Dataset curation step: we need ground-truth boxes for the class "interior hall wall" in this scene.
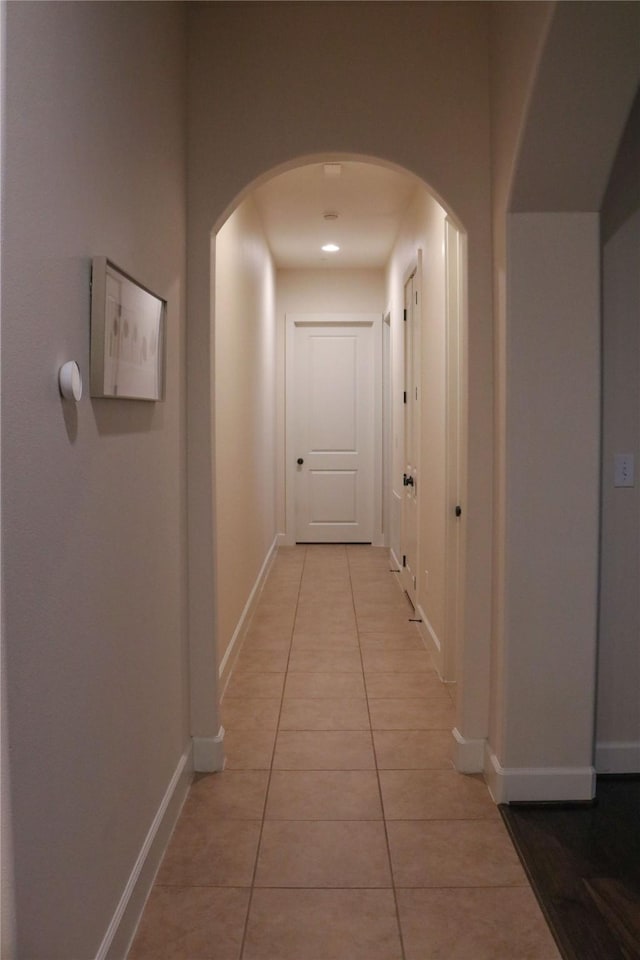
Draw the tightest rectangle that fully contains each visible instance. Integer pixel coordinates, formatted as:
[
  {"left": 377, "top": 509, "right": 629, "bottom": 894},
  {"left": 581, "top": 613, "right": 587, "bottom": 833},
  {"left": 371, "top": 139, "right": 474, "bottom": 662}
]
[
  {"left": 487, "top": 0, "right": 554, "bottom": 758},
  {"left": 0, "top": 2, "right": 12, "bottom": 953},
  {"left": 275, "top": 268, "right": 385, "bottom": 537},
  {"left": 597, "top": 85, "right": 640, "bottom": 773},
  {"left": 502, "top": 212, "right": 600, "bottom": 777},
  {"left": 215, "top": 197, "right": 277, "bottom": 670},
  {"left": 1, "top": 3, "right": 189, "bottom": 957}
]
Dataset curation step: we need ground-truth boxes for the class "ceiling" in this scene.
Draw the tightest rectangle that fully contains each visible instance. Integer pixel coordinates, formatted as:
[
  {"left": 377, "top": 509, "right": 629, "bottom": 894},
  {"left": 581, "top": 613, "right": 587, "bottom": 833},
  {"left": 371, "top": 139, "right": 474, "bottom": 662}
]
[{"left": 252, "top": 160, "right": 418, "bottom": 270}]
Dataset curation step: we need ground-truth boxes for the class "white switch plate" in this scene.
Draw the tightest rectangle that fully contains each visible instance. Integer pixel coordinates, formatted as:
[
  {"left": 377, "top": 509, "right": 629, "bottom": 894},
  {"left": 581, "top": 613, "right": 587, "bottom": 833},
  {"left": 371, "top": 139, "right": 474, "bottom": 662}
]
[{"left": 614, "top": 453, "right": 635, "bottom": 487}]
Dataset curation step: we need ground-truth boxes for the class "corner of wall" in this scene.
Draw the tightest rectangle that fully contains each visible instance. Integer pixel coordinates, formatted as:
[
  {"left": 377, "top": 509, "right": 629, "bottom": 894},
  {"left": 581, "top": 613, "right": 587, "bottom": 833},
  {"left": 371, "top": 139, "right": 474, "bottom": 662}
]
[
  {"left": 452, "top": 728, "right": 485, "bottom": 774},
  {"left": 484, "top": 744, "right": 596, "bottom": 804},
  {"left": 193, "top": 728, "right": 225, "bottom": 773}
]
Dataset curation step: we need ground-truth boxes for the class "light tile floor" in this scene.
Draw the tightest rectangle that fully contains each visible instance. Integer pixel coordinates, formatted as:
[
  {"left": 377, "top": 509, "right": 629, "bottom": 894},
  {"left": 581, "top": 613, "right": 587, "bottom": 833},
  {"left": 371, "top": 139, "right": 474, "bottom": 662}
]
[{"left": 129, "top": 545, "right": 560, "bottom": 960}]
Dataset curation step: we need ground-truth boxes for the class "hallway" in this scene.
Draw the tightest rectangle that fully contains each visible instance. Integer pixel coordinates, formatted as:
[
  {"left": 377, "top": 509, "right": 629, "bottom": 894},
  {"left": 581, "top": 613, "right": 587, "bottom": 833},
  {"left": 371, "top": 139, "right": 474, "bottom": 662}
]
[{"left": 129, "top": 546, "right": 559, "bottom": 959}]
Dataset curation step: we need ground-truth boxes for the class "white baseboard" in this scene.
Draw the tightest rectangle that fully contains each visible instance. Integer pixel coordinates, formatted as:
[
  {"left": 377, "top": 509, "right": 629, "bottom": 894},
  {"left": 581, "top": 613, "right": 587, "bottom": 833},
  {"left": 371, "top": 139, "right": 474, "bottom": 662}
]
[
  {"left": 389, "top": 547, "right": 402, "bottom": 573},
  {"left": 595, "top": 739, "right": 640, "bottom": 774},
  {"left": 415, "top": 604, "right": 443, "bottom": 677},
  {"left": 390, "top": 491, "right": 402, "bottom": 565},
  {"left": 277, "top": 531, "right": 294, "bottom": 547},
  {"left": 96, "top": 744, "right": 193, "bottom": 960},
  {"left": 452, "top": 728, "right": 485, "bottom": 773},
  {"left": 193, "top": 727, "right": 225, "bottom": 773},
  {"left": 484, "top": 745, "right": 596, "bottom": 803},
  {"left": 218, "top": 534, "right": 279, "bottom": 689}
]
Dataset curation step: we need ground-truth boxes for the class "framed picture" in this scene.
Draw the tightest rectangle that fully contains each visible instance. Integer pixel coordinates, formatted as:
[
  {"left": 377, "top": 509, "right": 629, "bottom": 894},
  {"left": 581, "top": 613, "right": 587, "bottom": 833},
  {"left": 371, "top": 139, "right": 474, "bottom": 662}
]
[{"left": 90, "top": 257, "right": 166, "bottom": 401}]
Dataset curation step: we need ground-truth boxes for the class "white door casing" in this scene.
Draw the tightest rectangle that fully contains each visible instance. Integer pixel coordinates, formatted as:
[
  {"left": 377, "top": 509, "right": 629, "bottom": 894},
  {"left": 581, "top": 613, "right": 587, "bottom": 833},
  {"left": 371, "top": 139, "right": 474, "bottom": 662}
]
[
  {"left": 443, "top": 218, "right": 466, "bottom": 683},
  {"left": 286, "top": 313, "right": 382, "bottom": 544},
  {"left": 382, "top": 311, "right": 392, "bottom": 547},
  {"left": 400, "top": 260, "right": 421, "bottom": 605}
]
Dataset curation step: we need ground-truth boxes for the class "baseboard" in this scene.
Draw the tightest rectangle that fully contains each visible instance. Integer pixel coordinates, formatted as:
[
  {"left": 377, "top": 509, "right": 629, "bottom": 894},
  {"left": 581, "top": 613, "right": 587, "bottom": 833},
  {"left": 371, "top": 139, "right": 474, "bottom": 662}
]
[
  {"left": 452, "top": 728, "right": 485, "bottom": 773},
  {"left": 485, "top": 745, "right": 596, "bottom": 803},
  {"left": 390, "top": 491, "right": 402, "bottom": 566},
  {"left": 96, "top": 744, "right": 193, "bottom": 960},
  {"left": 595, "top": 740, "right": 640, "bottom": 774},
  {"left": 415, "top": 604, "right": 443, "bottom": 677},
  {"left": 389, "top": 547, "right": 402, "bottom": 573},
  {"left": 218, "top": 534, "right": 279, "bottom": 691},
  {"left": 193, "top": 727, "right": 225, "bottom": 773},
  {"left": 277, "top": 531, "right": 293, "bottom": 547}
]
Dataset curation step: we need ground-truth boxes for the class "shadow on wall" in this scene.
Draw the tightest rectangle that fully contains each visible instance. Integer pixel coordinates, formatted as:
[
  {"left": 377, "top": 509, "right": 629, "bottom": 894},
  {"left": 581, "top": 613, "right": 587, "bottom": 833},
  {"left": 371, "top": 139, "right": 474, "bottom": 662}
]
[{"left": 92, "top": 401, "right": 160, "bottom": 437}]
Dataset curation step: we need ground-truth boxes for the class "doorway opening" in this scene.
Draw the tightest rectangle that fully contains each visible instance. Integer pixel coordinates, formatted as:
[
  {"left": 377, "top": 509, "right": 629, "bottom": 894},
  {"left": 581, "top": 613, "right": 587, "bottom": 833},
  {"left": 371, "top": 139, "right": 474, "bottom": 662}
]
[
  {"left": 210, "top": 154, "right": 468, "bottom": 707},
  {"left": 286, "top": 312, "right": 382, "bottom": 545}
]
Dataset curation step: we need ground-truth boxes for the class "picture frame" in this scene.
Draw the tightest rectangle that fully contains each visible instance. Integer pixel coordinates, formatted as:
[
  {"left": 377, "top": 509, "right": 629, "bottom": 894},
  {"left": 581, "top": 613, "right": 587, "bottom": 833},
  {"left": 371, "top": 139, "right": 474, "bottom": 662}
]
[{"left": 90, "top": 257, "right": 166, "bottom": 401}]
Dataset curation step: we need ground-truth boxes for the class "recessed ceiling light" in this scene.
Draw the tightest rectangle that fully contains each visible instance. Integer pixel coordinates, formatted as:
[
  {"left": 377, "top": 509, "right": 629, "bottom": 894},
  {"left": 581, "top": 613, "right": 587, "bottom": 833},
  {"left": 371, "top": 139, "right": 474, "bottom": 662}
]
[
  {"left": 323, "top": 211, "right": 339, "bottom": 221},
  {"left": 321, "top": 243, "right": 340, "bottom": 253}
]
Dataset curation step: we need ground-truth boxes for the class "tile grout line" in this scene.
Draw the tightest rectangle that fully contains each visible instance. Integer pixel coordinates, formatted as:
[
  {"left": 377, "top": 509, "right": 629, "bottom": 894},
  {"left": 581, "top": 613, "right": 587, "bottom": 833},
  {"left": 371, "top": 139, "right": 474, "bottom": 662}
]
[
  {"left": 237, "top": 545, "right": 308, "bottom": 960},
  {"left": 131, "top": 549, "right": 554, "bottom": 959},
  {"left": 346, "top": 546, "right": 408, "bottom": 960}
]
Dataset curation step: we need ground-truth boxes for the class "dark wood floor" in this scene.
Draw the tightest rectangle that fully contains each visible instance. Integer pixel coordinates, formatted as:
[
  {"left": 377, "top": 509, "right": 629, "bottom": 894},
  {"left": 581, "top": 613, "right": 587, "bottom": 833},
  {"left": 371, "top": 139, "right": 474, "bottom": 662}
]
[{"left": 501, "top": 777, "right": 640, "bottom": 960}]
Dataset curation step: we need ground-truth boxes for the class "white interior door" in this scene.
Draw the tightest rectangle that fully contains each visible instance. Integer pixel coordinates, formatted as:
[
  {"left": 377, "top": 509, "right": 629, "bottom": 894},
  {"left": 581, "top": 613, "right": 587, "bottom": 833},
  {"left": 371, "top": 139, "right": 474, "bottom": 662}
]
[
  {"left": 400, "top": 268, "right": 420, "bottom": 604},
  {"left": 288, "top": 314, "right": 380, "bottom": 543}
]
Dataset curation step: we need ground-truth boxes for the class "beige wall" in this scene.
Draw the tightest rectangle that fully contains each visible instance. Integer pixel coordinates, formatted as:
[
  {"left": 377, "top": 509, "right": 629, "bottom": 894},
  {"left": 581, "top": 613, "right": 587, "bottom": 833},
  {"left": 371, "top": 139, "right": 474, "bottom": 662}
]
[
  {"left": 276, "top": 269, "right": 385, "bottom": 316},
  {"left": 215, "top": 197, "right": 277, "bottom": 672},
  {"left": 275, "top": 268, "right": 385, "bottom": 536},
  {"left": 0, "top": 2, "right": 11, "bottom": 953},
  {"left": 597, "top": 87, "right": 640, "bottom": 773},
  {"left": 503, "top": 212, "right": 600, "bottom": 771},
  {"left": 2, "top": 3, "right": 189, "bottom": 957},
  {"left": 488, "top": 0, "right": 553, "bottom": 759}
]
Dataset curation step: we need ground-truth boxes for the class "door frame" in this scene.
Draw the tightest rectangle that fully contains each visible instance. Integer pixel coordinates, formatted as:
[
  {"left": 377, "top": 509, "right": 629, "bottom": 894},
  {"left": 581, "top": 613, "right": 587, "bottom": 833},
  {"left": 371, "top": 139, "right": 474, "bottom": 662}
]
[
  {"left": 399, "top": 253, "right": 422, "bottom": 603},
  {"left": 443, "top": 218, "right": 467, "bottom": 683},
  {"left": 382, "top": 310, "right": 392, "bottom": 547},
  {"left": 284, "top": 312, "right": 383, "bottom": 546}
]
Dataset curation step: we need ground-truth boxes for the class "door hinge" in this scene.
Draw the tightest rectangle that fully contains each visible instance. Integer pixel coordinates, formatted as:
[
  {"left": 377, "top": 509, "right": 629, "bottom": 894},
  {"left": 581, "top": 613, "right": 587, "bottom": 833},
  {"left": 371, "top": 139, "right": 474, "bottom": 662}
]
[
  {"left": 413, "top": 575, "right": 417, "bottom": 589},
  {"left": 415, "top": 291, "right": 418, "bottom": 305},
  {"left": 403, "top": 309, "right": 407, "bottom": 322},
  {"left": 402, "top": 555, "right": 407, "bottom": 568},
  {"left": 403, "top": 391, "right": 407, "bottom": 404}
]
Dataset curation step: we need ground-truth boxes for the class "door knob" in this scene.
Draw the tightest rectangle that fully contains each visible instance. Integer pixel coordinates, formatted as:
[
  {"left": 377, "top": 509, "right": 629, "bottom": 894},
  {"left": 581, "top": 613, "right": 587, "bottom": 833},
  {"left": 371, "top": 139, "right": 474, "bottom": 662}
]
[
  {"left": 297, "top": 458, "right": 304, "bottom": 465},
  {"left": 403, "top": 473, "right": 414, "bottom": 487}
]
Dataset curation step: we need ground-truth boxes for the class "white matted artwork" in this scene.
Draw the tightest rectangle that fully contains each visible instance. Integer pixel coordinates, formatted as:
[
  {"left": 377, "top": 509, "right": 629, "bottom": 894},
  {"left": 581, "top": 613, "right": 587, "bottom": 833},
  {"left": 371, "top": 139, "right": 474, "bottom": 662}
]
[{"left": 90, "top": 257, "right": 165, "bottom": 401}]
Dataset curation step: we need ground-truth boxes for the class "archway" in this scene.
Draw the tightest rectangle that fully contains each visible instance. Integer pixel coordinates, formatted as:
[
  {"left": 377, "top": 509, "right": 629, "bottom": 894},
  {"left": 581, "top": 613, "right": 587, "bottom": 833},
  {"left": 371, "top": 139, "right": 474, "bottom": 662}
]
[
  {"left": 185, "top": 2, "right": 495, "bottom": 775},
  {"left": 190, "top": 152, "right": 482, "bottom": 773}
]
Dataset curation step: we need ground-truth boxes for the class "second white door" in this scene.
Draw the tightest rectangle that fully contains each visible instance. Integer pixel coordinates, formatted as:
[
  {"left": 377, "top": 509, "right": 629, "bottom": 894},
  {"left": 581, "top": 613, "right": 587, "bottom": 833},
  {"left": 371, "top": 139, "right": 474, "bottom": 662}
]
[
  {"left": 400, "top": 266, "right": 420, "bottom": 604},
  {"left": 289, "top": 314, "right": 379, "bottom": 543}
]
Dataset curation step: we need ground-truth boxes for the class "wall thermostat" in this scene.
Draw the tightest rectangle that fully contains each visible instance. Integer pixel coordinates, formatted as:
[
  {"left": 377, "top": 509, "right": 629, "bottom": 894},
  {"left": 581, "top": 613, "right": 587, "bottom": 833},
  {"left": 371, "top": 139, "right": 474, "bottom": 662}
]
[{"left": 59, "top": 361, "right": 83, "bottom": 402}]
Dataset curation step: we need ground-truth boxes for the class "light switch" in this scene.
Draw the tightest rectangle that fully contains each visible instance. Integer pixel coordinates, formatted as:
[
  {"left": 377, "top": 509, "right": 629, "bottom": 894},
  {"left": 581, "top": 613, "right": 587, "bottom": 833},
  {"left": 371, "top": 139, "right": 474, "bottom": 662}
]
[{"left": 614, "top": 453, "right": 635, "bottom": 488}]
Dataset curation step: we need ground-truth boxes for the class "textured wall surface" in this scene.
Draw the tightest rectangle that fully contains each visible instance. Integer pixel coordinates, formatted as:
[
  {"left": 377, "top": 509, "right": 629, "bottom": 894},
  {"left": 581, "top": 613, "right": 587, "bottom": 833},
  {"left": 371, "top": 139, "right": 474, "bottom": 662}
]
[{"left": 2, "top": 4, "right": 189, "bottom": 955}]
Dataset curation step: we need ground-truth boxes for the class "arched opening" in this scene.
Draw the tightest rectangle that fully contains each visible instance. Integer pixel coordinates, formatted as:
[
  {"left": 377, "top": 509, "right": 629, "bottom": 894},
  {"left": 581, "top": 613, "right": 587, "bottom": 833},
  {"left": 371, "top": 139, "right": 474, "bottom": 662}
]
[{"left": 194, "top": 154, "right": 474, "bottom": 769}]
